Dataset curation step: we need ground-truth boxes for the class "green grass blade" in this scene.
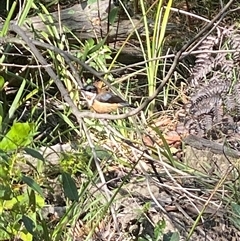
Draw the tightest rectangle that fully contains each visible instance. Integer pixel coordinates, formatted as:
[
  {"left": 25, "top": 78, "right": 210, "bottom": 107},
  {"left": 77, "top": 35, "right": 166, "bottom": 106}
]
[
  {"left": 8, "top": 79, "right": 26, "bottom": 120},
  {"left": 17, "top": 0, "right": 34, "bottom": 26},
  {"left": 159, "top": 0, "right": 173, "bottom": 46},
  {"left": 0, "top": 1, "right": 17, "bottom": 37}
]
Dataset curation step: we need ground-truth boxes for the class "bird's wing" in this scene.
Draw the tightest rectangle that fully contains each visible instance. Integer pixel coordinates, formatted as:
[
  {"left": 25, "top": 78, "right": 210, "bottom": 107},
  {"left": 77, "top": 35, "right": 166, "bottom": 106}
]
[{"left": 96, "top": 92, "right": 126, "bottom": 104}]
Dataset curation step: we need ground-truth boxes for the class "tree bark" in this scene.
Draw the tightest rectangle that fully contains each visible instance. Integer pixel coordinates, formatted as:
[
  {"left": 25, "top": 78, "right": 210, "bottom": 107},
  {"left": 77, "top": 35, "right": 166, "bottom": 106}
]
[
  {"left": 20, "top": 0, "right": 144, "bottom": 63},
  {"left": 26, "top": 1, "right": 143, "bottom": 42}
]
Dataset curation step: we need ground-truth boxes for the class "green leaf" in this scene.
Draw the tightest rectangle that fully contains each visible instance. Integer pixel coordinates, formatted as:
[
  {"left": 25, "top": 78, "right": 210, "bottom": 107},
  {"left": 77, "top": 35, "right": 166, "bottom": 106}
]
[
  {"left": 0, "top": 149, "right": 9, "bottom": 163},
  {"left": 38, "top": 213, "right": 51, "bottom": 241},
  {"left": 88, "top": 37, "right": 107, "bottom": 55},
  {"left": 87, "top": 0, "right": 97, "bottom": 4},
  {"left": 0, "top": 114, "right": 2, "bottom": 128},
  {"left": 154, "top": 219, "right": 166, "bottom": 240},
  {"left": 19, "top": 230, "right": 33, "bottom": 241},
  {"left": 68, "top": 9, "right": 75, "bottom": 14},
  {"left": 0, "top": 1, "right": 17, "bottom": 37},
  {"left": 150, "top": 126, "right": 176, "bottom": 166},
  {"left": 3, "top": 194, "right": 27, "bottom": 210},
  {"left": 109, "top": 7, "right": 119, "bottom": 25},
  {"left": 0, "top": 76, "right": 5, "bottom": 90},
  {"left": 232, "top": 202, "right": 240, "bottom": 216},
  {"left": 22, "top": 215, "right": 36, "bottom": 236},
  {"left": 21, "top": 175, "right": 44, "bottom": 197},
  {"left": 61, "top": 172, "right": 78, "bottom": 201},
  {"left": 0, "top": 185, "right": 12, "bottom": 199},
  {"left": 17, "top": 0, "right": 34, "bottom": 26},
  {"left": 163, "top": 231, "right": 180, "bottom": 241},
  {"left": 86, "top": 146, "right": 111, "bottom": 160},
  {"left": 230, "top": 202, "right": 240, "bottom": 229},
  {"left": 29, "top": 189, "right": 36, "bottom": 212},
  {"left": 0, "top": 227, "right": 10, "bottom": 240},
  {"left": 24, "top": 148, "right": 45, "bottom": 162},
  {"left": 35, "top": 194, "right": 45, "bottom": 208},
  {"left": 8, "top": 79, "right": 26, "bottom": 120},
  {"left": 86, "top": 38, "right": 94, "bottom": 47},
  {"left": 0, "top": 122, "right": 34, "bottom": 151}
]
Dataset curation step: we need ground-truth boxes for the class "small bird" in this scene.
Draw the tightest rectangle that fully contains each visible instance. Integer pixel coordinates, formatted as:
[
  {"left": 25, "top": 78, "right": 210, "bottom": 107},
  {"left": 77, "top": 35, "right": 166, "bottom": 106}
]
[{"left": 81, "top": 84, "right": 134, "bottom": 113}]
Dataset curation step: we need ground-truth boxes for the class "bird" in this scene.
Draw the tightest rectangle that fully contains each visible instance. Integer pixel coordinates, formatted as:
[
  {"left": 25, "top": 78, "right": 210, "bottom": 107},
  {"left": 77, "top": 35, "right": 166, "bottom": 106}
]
[{"left": 81, "top": 84, "right": 134, "bottom": 113}]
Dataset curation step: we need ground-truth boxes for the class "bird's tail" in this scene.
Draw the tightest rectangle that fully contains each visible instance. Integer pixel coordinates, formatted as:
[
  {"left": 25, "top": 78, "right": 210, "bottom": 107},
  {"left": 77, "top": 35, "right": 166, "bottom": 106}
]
[{"left": 120, "top": 102, "right": 135, "bottom": 108}]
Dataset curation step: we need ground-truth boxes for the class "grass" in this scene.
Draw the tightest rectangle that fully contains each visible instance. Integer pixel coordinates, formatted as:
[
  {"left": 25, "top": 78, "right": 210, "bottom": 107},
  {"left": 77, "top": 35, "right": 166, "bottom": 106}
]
[{"left": 0, "top": 0, "right": 239, "bottom": 240}]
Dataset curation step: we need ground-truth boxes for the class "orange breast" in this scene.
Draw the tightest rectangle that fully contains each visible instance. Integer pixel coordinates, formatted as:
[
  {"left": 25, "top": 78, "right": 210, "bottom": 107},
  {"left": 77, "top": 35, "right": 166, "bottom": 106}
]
[{"left": 91, "top": 100, "right": 121, "bottom": 113}]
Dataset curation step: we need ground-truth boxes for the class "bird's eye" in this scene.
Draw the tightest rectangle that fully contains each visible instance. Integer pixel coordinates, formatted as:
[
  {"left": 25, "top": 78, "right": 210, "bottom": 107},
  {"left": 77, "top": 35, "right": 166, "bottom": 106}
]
[{"left": 86, "top": 85, "right": 97, "bottom": 92}]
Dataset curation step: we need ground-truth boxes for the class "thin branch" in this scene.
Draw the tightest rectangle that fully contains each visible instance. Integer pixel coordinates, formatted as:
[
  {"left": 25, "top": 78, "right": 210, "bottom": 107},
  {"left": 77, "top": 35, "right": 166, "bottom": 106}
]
[{"left": 4, "top": 0, "right": 234, "bottom": 121}]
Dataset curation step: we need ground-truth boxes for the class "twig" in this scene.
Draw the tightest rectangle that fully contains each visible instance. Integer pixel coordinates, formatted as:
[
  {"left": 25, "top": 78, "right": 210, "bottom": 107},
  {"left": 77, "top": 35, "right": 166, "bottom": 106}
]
[
  {"left": 7, "top": 24, "right": 120, "bottom": 231},
  {"left": 5, "top": 0, "right": 235, "bottom": 122}
]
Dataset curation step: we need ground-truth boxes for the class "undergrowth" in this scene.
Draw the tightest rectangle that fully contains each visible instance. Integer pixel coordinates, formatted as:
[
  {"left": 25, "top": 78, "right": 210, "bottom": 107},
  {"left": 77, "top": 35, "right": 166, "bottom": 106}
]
[{"left": 0, "top": 0, "right": 239, "bottom": 241}]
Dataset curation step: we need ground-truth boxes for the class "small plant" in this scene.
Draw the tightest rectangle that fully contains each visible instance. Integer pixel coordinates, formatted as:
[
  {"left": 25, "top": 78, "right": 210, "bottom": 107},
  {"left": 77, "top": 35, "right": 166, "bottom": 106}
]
[
  {"left": 229, "top": 202, "right": 240, "bottom": 230},
  {"left": 60, "top": 149, "right": 93, "bottom": 175}
]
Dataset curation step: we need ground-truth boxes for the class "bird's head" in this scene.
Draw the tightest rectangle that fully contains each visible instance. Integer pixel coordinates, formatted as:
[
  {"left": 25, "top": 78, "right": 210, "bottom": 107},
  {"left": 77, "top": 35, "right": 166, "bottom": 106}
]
[{"left": 81, "top": 84, "right": 98, "bottom": 106}]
